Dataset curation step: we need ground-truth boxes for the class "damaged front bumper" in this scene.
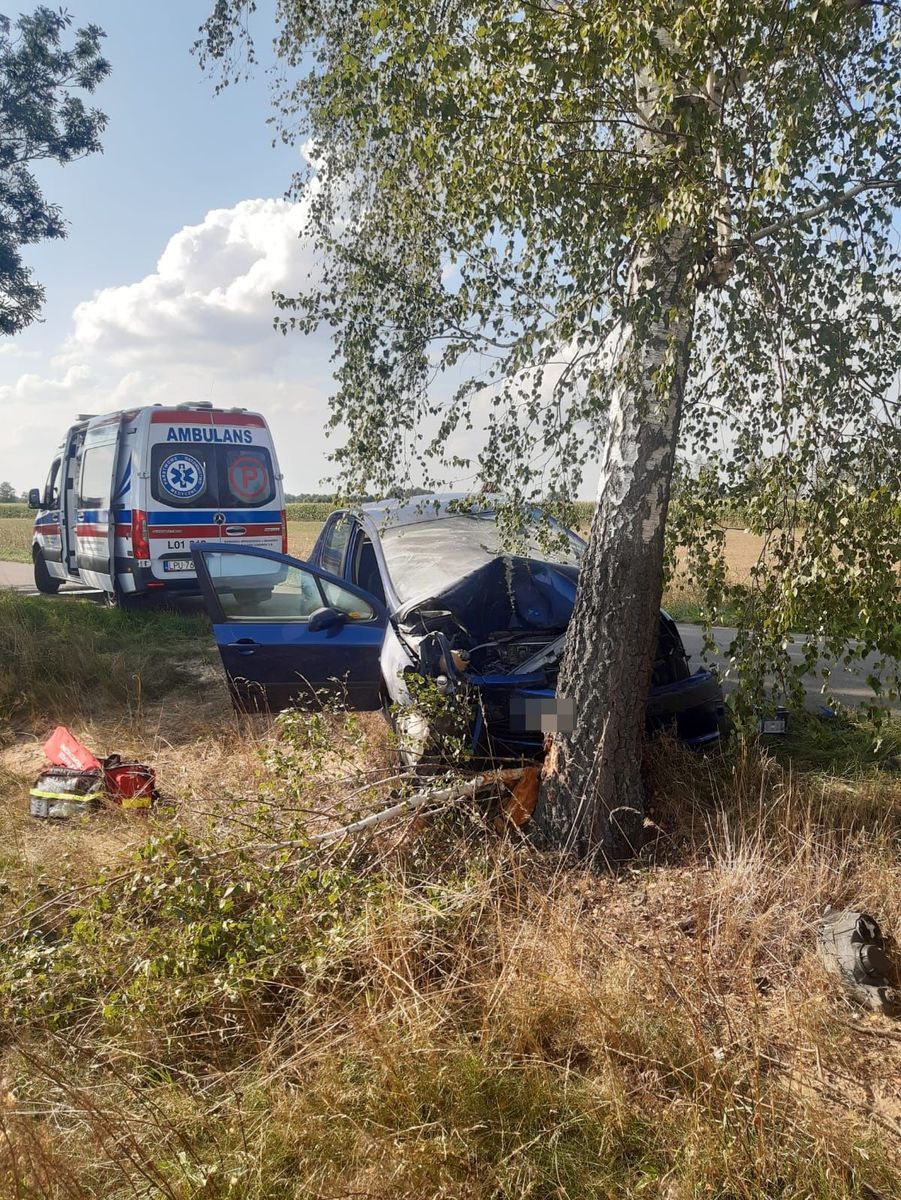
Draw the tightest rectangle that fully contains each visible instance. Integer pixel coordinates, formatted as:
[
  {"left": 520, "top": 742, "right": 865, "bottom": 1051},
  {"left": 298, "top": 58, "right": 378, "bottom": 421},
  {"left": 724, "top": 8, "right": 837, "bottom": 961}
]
[{"left": 467, "top": 667, "right": 727, "bottom": 759}]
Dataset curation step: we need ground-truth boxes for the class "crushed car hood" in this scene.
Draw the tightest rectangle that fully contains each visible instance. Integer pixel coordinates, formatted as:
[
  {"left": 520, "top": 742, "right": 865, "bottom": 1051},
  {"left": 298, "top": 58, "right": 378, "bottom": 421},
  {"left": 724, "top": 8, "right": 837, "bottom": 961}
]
[{"left": 396, "top": 554, "right": 578, "bottom": 637}]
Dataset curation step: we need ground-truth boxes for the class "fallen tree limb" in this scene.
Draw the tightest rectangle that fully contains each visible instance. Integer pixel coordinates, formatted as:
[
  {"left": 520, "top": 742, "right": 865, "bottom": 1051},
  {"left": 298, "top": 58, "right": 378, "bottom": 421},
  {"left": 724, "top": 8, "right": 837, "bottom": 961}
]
[
  {"left": 182, "top": 768, "right": 527, "bottom": 862},
  {"left": 309, "top": 767, "right": 526, "bottom": 846}
]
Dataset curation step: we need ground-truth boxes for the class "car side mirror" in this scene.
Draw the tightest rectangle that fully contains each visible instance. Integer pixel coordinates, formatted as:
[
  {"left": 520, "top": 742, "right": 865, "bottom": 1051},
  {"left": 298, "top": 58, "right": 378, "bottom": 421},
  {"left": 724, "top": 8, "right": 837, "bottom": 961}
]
[
  {"left": 27, "top": 488, "right": 42, "bottom": 509},
  {"left": 308, "top": 605, "right": 347, "bottom": 634}
]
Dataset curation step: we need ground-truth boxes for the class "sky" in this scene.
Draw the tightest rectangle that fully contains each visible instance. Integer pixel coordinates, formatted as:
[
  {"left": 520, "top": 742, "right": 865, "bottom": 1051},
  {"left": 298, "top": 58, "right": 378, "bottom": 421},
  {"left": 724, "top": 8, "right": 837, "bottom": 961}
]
[{"left": 0, "top": 0, "right": 345, "bottom": 495}]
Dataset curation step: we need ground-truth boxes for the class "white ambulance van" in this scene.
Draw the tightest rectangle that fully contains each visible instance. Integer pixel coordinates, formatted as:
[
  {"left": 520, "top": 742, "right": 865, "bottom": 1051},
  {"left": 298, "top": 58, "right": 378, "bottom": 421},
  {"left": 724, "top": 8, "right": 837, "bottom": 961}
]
[{"left": 29, "top": 403, "right": 286, "bottom": 605}]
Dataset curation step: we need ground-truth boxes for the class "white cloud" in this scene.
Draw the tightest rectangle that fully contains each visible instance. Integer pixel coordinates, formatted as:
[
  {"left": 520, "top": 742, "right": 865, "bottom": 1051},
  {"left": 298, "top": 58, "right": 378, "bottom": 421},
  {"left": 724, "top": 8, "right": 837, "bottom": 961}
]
[
  {"left": 67, "top": 198, "right": 317, "bottom": 367},
  {"left": 0, "top": 195, "right": 598, "bottom": 499},
  {"left": 0, "top": 198, "right": 337, "bottom": 492}
]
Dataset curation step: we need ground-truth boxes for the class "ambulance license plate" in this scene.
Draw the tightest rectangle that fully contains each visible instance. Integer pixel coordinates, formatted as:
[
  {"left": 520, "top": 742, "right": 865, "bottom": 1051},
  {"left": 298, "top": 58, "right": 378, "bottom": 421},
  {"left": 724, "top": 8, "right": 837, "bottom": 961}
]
[{"left": 163, "top": 559, "right": 194, "bottom": 573}]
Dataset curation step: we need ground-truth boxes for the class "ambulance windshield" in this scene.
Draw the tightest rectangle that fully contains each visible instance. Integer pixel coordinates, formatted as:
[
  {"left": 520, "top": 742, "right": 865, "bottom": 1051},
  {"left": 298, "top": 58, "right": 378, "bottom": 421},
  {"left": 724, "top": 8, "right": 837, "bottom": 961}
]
[{"left": 150, "top": 444, "right": 276, "bottom": 509}]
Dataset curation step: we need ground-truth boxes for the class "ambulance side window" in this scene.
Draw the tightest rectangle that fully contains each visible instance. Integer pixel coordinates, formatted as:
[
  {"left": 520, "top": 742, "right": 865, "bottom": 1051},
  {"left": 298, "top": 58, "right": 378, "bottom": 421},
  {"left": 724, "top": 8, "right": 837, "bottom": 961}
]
[
  {"left": 77, "top": 444, "right": 116, "bottom": 510},
  {"left": 43, "top": 459, "right": 61, "bottom": 509}
]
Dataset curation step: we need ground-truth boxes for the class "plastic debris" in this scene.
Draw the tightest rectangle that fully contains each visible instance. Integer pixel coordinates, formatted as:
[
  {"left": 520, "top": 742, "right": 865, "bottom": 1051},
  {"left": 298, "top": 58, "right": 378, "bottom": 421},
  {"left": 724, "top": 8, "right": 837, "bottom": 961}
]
[
  {"left": 30, "top": 766, "right": 104, "bottom": 820},
  {"left": 102, "top": 755, "right": 157, "bottom": 810},
  {"left": 42, "top": 726, "right": 101, "bottom": 771},
  {"left": 757, "top": 706, "right": 789, "bottom": 735},
  {"left": 815, "top": 908, "right": 900, "bottom": 1015}
]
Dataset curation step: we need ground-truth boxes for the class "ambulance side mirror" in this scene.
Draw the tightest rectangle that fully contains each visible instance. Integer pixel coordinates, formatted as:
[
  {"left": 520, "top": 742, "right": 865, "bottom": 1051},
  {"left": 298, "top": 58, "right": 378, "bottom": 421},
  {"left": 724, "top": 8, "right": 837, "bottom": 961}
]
[{"left": 27, "top": 488, "right": 42, "bottom": 510}]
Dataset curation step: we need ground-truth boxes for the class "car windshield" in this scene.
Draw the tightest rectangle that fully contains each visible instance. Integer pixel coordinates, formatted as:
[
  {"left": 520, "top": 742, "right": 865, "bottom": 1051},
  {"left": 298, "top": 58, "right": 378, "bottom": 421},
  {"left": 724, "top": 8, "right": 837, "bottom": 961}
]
[{"left": 379, "top": 513, "right": 583, "bottom": 605}]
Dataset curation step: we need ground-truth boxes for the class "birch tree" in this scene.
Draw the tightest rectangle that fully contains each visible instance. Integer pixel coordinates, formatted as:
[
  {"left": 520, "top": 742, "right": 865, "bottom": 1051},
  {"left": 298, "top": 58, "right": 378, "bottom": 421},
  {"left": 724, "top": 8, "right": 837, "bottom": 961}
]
[{"left": 199, "top": 0, "right": 901, "bottom": 861}]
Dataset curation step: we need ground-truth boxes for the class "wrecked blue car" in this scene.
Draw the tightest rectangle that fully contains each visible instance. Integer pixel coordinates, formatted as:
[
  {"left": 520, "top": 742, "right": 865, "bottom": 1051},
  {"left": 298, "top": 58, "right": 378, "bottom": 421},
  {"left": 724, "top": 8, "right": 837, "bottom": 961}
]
[{"left": 192, "top": 497, "right": 726, "bottom": 762}]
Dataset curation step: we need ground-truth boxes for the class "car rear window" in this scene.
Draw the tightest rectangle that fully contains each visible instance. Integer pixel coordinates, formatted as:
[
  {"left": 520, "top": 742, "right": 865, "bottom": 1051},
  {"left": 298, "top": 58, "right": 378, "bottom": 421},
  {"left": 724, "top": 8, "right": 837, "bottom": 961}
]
[{"left": 151, "top": 444, "right": 276, "bottom": 509}]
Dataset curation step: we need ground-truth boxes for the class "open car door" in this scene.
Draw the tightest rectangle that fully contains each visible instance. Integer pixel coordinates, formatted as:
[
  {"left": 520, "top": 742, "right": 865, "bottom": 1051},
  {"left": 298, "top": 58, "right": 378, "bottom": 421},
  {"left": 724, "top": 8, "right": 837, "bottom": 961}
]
[{"left": 191, "top": 543, "right": 388, "bottom": 713}]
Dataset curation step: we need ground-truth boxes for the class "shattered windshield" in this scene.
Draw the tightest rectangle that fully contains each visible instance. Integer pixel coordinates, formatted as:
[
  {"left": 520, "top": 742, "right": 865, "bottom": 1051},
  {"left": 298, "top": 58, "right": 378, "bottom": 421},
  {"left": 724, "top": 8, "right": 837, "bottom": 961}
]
[{"left": 379, "top": 513, "right": 583, "bottom": 605}]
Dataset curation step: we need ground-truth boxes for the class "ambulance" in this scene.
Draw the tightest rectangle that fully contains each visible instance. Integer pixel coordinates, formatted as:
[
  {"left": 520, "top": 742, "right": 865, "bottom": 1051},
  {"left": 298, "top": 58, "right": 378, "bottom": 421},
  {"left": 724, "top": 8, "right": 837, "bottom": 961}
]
[{"left": 28, "top": 403, "right": 286, "bottom": 605}]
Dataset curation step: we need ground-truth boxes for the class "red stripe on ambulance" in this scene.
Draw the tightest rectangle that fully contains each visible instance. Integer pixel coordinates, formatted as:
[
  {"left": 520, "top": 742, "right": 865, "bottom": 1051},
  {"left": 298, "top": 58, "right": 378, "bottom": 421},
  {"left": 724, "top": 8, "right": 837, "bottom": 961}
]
[{"left": 149, "top": 411, "right": 265, "bottom": 427}]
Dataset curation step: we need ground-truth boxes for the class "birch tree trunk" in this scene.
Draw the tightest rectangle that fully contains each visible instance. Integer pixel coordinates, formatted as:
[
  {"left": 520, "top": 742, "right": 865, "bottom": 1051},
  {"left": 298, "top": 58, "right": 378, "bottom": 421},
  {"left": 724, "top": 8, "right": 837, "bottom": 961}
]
[{"left": 533, "top": 232, "right": 697, "bottom": 863}]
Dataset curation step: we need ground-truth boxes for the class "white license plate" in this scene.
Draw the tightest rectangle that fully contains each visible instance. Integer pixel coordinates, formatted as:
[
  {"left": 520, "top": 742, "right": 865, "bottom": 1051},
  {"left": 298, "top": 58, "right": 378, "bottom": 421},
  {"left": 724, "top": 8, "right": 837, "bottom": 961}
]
[{"left": 163, "top": 559, "right": 194, "bottom": 573}]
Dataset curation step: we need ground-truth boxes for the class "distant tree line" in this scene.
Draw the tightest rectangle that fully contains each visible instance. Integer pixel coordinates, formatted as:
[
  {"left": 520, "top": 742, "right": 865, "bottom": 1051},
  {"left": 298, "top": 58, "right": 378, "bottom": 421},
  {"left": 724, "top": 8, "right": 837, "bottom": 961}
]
[{"left": 282, "top": 487, "right": 435, "bottom": 503}]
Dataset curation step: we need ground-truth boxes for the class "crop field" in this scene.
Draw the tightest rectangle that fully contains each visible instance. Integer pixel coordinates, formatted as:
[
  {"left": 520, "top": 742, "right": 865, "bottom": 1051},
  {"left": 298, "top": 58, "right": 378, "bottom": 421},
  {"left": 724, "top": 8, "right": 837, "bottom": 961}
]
[
  {"left": 0, "top": 516, "right": 34, "bottom": 564},
  {"left": 285, "top": 519, "right": 324, "bottom": 560}
]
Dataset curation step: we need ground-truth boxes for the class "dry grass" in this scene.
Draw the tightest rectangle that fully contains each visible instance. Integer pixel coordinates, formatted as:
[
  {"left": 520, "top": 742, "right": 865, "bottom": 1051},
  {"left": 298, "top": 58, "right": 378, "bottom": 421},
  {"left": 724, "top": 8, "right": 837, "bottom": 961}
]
[
  {"left": 1, "top": 676, "right": 900, "bottom": 1196},
  {"left": 0, "top": 517, "right": 34, "bottom": 565}
]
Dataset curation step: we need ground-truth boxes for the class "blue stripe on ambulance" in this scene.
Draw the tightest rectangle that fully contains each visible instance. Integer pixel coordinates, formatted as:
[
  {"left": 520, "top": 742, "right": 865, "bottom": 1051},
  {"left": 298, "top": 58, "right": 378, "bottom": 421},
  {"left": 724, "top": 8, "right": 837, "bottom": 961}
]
[
  {"left": 147, "top": 510, "right": 283, "bottom": 525},
  {"left": 75, "top": 510, "right": 133, "bottom": 522}
]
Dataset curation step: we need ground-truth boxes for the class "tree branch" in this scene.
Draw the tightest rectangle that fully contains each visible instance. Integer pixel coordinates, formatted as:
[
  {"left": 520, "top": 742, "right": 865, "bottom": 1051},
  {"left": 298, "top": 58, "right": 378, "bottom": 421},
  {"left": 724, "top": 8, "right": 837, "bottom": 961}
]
[{"left": 741, "top": 171, "right": 900, "bottom": 245}]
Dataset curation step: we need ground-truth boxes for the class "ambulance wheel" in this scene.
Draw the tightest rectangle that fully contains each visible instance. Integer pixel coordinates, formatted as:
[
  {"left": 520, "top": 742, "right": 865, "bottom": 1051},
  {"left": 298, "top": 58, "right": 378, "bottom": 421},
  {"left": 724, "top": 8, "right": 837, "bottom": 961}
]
[
  {"left": 104, "top": 585, "right": 140, "bottom": 610},
  {"left": 33, "top": 549, "right": 61, "bottom": 594}
]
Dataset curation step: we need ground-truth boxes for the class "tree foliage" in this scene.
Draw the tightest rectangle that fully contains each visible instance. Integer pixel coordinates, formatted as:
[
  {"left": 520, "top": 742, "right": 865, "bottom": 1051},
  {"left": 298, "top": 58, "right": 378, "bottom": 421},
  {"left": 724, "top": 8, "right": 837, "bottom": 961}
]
[
  {"left": 0, "top": 6, "right": 110, "bottom": 336},
  {"left": 199, "top": 0, "right": 901, "bottom": 712}
]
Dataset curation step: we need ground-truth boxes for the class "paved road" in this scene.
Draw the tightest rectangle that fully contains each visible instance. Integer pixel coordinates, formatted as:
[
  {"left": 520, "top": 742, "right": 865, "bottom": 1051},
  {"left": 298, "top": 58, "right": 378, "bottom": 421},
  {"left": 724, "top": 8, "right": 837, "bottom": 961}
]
[
  {"left": 0, "top": 559, "right": 97, "bottom": 597},
  {"left": 0, "top": 560, "right": 895, "bottom": 709},
  {"left": 679, "top": 623, "right": 897, "bottom": 710}
]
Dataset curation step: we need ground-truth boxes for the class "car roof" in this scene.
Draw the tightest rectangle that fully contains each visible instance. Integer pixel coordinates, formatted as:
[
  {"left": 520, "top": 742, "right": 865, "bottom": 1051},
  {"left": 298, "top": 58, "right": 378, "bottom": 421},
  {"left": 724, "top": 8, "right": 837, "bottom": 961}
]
[{"left": 360, "top": 493, "right": 498, "bottom": 532}]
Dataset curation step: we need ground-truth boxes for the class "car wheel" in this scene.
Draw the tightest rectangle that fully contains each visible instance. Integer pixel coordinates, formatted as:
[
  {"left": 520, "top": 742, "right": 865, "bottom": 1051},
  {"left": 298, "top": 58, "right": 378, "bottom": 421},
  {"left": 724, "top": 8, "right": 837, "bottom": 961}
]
[{"left": 33, "top": 549, "right": 61, "bottom": 595}]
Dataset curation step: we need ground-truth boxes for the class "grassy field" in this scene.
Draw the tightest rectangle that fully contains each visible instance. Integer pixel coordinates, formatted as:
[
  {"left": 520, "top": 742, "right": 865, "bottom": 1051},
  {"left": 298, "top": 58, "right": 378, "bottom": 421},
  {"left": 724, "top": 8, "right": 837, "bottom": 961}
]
[{"left": 0, "top": 591, "right": 899, "bottom": 1197}]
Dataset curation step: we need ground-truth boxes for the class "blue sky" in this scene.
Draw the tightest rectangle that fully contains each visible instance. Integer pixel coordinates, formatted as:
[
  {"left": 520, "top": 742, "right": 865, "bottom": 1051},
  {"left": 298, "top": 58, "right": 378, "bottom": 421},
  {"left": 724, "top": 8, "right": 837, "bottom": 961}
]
[
  {"left": 26, "top": 1, "right": 299, "bottom": 317},
  {"left": 0, "top": 0, "right": 341, "bottom": 493}
]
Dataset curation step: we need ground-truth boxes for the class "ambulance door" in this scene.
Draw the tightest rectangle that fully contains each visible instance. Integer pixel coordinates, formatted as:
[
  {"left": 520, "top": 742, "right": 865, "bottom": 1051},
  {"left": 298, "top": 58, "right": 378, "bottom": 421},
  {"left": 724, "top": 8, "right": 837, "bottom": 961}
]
[
  {"left": 74, "top": 431, "right": 120, "bottom": 593},
  {"left": 36, "top": 456, "right": 65, "bottom": 576},
  {"left": 61, "top": 428, "right": 85, "bottom": 577}
]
